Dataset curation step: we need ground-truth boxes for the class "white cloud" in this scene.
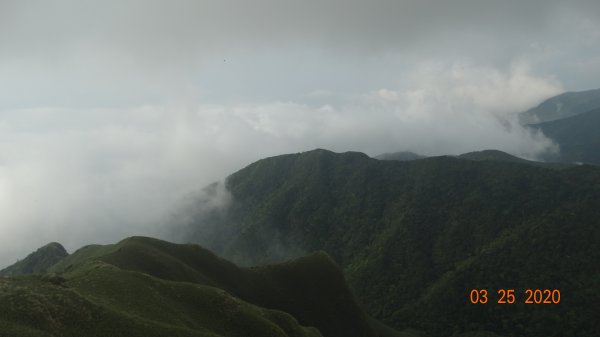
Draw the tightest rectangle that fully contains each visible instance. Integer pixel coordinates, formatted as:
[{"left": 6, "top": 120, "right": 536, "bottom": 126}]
[
  {"left": 0, "top": 63, "right": 564, "bottom": 267},
  {"left": 0, "top": 0, "right": 598, "bottom": 108}
]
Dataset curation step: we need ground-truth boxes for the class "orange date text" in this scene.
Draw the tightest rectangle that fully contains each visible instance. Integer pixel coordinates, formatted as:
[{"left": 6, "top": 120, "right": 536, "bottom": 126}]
[{"left": 468, "top": 289, "right": 560, "bottom": 304}]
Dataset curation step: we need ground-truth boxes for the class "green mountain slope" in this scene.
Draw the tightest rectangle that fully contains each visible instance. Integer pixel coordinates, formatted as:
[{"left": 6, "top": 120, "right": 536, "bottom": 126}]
[
  {"left": 183, "top": 149, "right": 600, "bottom": 337},
  {"left": 519, "top": 88, "right": 600, "bottom": 124},
  {"left": 2, "top": 237, "right": 383, "bottom": 337},
  {"left": 0, "top": 267, "right": 322, "bottom": 337},
  {"left": 0, "top": 243, "right": 68, "bottom": 277},
  {"left": 530, "top": 107, "right": 600, "bottom": 165},
  {"left": 54, "top": 236, "right": 377, "bottom": 337}
]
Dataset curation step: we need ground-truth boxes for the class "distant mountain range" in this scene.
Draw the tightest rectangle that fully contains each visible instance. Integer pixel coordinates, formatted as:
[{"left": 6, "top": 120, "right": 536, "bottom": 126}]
[
  {"left": 519, "top": 88, "right": 600, "bottom": 165},
  {"left": 379, "top": 88, "right": 600, "bottom": 166},
  {"left": 519, "top": 88, "right": 600, "bottom": 124},
  {"left": 182, "top": 149, "right": 600, "bottom": 337},
  {"left": 374, "top": 149, "right": 570, "bottom": 169},
  {"left": 530, "top": 107, "right": 600, "bottom": 165}
]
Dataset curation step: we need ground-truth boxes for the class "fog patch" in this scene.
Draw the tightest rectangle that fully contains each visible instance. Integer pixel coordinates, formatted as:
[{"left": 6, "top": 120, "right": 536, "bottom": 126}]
[
  {"left": 0, "top": 63, "right": 563, "bottom": 268},
  {"left": 164, "top": 180, "right": 234, "bottom": 252}
]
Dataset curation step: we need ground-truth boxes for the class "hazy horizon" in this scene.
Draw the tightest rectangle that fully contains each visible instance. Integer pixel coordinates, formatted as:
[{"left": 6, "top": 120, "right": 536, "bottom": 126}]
[{"left": 1, "top": 0, "right": 599, "bottom": 267}]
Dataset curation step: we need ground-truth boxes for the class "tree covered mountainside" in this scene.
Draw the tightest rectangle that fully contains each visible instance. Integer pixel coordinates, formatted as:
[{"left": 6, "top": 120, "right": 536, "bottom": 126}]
[
  {"left": 1, "top": 237, "right": 395, "bottom": 337},
  {"left": 2, "top": 148, "right": 598, "bottom": 337},
  {"left": 183, "top": 149, "right": 600, "bottom": 337}
]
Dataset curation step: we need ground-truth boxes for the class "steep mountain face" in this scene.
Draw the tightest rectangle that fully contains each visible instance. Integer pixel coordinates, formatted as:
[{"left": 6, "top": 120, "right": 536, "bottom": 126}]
[
  {"left": 0, "top": 242, "right": 68, "bottom": 277},
  {"left": 1, "top": 237, "right": 384, "bottom": 337},
  {"left": 183, "top": 149, "right": 600, "bottom": 337},
  {"left": 519, "top": 88, "right": 600, "bottom": 124},
  {"left": 530, "top": 107, "right": 600, "bottom": 165}
]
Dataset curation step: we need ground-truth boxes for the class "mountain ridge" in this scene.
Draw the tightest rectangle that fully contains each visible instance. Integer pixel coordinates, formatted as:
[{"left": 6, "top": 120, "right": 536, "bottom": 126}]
[
  {"left": 2, "top": 236, "right": 389, "bottom": 337},
  {"left": 182, "top": 148, "right": 600, "bottom": 337}
]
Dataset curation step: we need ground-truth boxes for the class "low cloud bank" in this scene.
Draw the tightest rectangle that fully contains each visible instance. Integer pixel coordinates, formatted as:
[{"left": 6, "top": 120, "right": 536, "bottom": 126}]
[{"left": 0, "top": 63, "right": 562, "bottom": 267}]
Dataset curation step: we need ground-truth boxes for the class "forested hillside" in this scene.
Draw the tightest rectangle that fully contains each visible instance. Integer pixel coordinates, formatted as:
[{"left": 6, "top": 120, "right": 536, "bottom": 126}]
[{"left": 184, "top": 149, "right": 600, "bottom": 336}]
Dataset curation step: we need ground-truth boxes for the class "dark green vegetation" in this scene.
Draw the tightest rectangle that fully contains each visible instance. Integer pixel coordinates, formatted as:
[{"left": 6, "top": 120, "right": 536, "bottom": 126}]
[
  {"left": 374, "top": 152, "right": 425, "bottom": 161},
  {"left": 1, "top": 237, "right": 390, "bottom": 337},
  {"left": 530, "top": 108, "right": 600, "bottom": 165},
  {"left": 184, "top": 149, "right": 600, "bottom": 337},
  {"left": 519, "top": 88, "right": 600, "bottom": 124},
  {"left": 0, "top": 243, "right": 68, "bottom": 277},
  {"left": 458, "top": 150, "right": 534, "bottom": 164}
]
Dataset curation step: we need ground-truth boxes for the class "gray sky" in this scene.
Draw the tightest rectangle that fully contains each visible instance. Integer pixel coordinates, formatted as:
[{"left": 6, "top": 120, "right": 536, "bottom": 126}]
[{"left": 1, "top": 0, "right": 599, "bottom": 267}]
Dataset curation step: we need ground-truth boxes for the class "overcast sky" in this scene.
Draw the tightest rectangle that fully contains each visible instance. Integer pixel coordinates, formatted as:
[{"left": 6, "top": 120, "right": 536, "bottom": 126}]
[{"left": 1, "top": 0, "right": 599, "bottom": 267}]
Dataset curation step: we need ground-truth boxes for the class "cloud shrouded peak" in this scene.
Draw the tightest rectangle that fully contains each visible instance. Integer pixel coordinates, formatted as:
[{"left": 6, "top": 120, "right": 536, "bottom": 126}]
[{"left": 0, "top": 0, "right": 597, "bottom": 266}]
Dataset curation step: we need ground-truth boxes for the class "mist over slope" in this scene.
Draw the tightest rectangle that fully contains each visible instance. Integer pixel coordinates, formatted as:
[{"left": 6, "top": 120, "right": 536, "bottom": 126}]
[
  {"left": 179, "top": 149, "right": 600, "bottom": 337},
  {"left": 0, "top": 69, "right": 563, "bottom": 269},
  {"left": 530, "top": 107, "right": 600, "bottom": 165},
  {"left": 2, "top": 0, "right": 600, "bottom": 276},
  {"left": 2, "top": 2, "right": 599, "bottom": 335}
]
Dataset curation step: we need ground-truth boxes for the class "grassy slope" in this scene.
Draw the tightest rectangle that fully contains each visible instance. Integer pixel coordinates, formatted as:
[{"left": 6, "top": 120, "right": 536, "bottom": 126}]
[
  {"left": 52, "top": 236, "right": 377, "bottom": 337},
  {"left": 185, "top": 149, "right": 600, "bottom": 336},
  {"left": 0, "top": 267, "right": 321, "bottom": 337},
  {"left": 43, "top": 236, "right": 380, "bottom": 337}
]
